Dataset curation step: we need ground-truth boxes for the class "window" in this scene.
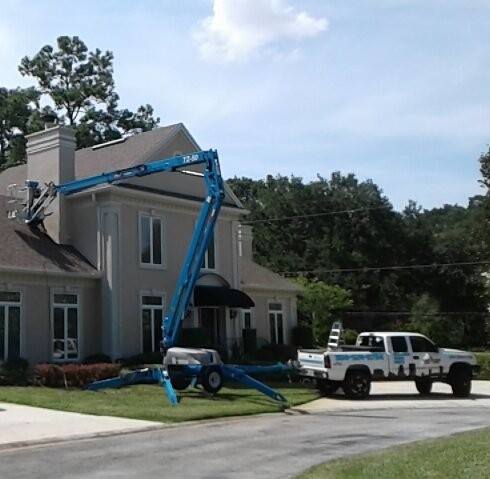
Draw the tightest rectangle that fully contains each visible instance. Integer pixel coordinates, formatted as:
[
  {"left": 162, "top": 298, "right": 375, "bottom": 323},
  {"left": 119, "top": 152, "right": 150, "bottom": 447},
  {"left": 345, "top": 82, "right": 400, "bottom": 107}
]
[
  {"left": 268, "top": 302, "right": 284, "bottom": 345},
  {"left": 140, "top": 214, "right": 163, "bottom": 266},
  {"left": 0, "top": 291, "right": 21, "bottom": 361},
  {"left": 390, "top": 336, "right": 408, "bottom": 353},
  {"left": 201, "top": 231, "right": 216, "bottom": 270},
  {"left": 242, "top": 309, "right": 252, "bottom": 330},
  {"left": 357, "top": 335, "right": 385, "bottom": 351},
  {"left": 52, "top": 293, "right": 79, "bottom": 361},
  {"left": 142, "top": 295, "right": 164, "bottom": 353},
  {"left": 409, "top": 336, "right": 438, "bottom": 353}
]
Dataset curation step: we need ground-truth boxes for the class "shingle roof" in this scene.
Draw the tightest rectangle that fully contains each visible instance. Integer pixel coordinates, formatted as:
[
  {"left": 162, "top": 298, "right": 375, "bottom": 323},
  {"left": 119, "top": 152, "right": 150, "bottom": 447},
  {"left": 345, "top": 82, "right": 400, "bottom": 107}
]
[
  {"left": 75, "top": 123, "right": 183, "bottom": 177},
  {"left": 239, "top": 257, "right": 302, "bottom": 293},
  {"left": 0, "top": 123, "right": 242, "bottom": 208},
  {"left": 0, "top": 195, "right": 97, "bottom": 276}
]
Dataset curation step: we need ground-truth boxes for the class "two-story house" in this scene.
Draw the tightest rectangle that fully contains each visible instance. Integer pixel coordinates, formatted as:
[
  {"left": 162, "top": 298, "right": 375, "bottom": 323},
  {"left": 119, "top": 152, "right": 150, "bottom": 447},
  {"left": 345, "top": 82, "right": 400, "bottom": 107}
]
[{"left": 0, "top": 124, "right": 301, "bottom": 364}]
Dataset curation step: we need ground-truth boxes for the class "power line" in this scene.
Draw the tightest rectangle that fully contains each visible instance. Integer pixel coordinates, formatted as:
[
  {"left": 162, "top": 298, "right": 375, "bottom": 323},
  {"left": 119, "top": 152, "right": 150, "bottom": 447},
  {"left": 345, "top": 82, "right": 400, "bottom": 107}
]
[
  {"left": 344, "top": 311, "right": 490, "bottom": 317},
  {"left": 279, "top": 260, "right": 490, "bottom": 276},
  {"left": 240, "top": 206, "right": 388, "bottom": 224}
]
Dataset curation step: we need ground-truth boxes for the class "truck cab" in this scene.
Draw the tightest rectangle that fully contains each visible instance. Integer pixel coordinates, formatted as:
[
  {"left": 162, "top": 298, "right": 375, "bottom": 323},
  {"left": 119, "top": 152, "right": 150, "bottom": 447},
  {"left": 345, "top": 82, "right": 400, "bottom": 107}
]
[{"left": 297, "top": 331, "right": 480, "bottom": 399}]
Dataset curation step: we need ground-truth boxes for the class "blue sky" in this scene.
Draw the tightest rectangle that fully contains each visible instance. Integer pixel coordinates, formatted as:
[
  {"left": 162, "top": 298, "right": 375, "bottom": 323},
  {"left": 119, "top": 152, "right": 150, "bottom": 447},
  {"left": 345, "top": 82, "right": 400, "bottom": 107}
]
[{"left": 1, "top": 0, "right": 489, "bottom": 209}]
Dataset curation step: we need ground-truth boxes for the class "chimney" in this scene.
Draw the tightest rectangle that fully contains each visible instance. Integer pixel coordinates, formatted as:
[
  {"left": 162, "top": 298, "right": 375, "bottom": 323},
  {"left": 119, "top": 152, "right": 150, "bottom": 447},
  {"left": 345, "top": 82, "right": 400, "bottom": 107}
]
[
  {"left": 238, "top": 224, "right": 254, "bottom": 259},
  {"left": 26, "top": 125, "right": 76, "bottom": 244}
]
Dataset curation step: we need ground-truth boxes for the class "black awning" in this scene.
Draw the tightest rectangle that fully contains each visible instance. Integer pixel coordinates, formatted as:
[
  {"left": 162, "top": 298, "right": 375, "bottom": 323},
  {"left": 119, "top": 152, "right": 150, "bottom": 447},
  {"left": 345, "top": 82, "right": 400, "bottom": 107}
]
[{"left": 194, "top": 286, "right": 255, "bottom": 308}]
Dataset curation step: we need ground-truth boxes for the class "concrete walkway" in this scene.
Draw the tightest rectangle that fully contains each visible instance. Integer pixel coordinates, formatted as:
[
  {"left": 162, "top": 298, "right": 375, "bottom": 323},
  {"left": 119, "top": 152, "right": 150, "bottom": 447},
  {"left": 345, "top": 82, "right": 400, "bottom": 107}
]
[
  {"left": 292, "top": 380, "right": 490, "bottom": 413},
  {"left": 0, "top": 402, "right": 161, "bottom": 449}
]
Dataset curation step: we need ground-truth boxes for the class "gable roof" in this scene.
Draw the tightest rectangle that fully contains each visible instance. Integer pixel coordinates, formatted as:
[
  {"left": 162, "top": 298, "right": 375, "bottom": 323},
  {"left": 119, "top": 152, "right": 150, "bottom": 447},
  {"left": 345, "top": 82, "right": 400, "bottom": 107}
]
[
  {"left": 0, "top": 123, "right": 243, "bottom": 208},
  {"left": 239, "top": 257, "right": 302, "bottom": 293},
  {"left": 0, "top": 195, "right": 97, "bottom": 277}
]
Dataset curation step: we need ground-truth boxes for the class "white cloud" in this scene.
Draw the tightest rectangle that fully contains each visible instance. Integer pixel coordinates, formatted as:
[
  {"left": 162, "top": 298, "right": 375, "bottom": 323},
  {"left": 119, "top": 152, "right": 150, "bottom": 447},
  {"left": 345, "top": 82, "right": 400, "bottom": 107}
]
[{"left": 194, "top": 0, "right": 327, "bottom": 63}]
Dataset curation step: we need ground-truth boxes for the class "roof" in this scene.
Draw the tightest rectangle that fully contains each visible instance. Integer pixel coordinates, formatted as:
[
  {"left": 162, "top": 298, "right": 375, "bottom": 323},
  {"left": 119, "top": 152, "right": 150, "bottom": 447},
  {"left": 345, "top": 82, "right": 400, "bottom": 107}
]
[
  {"left": 75, "top": 124, "right": 183, "bottom": 177},
  {"left": 0, "top": 195, "right": 97, "bottom": 277},
  {"left": 0, "top": 123, "right": 243, "bottom": 208},
  {"left": 239, "top": 257, "right": 302, "bottom": 293}
]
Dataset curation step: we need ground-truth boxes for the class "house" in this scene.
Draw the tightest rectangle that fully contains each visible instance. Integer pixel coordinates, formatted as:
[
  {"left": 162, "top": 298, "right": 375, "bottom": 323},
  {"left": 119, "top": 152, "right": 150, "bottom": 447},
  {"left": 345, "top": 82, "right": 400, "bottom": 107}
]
[{"left": 0, "top": 124, "right": 301, "bottom": 364}]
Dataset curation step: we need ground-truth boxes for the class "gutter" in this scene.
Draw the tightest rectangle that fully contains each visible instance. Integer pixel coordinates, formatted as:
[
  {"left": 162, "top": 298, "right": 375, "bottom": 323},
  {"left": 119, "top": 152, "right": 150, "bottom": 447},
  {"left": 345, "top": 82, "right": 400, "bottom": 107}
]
[{"left": 0, "top": 265, "right": 101, "bottom": 280}]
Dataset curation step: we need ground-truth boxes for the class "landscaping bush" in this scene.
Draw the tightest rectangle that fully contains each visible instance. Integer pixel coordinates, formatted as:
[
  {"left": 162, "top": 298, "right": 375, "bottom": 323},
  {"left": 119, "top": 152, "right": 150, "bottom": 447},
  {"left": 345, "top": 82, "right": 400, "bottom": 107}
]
[
  {"left": 34, "top": 363, "right": 121, "bottom": 388},
  {"left": 179, "top": 327, "right": 213, "bottom": 349},
  {"left": 118, "top": 352, "right": 163, "bottom": 367},
  {"left": 0, "top": 357, "right": 30, "bottom": 386},
  {"left": 475, "top": 352, "right": 490, "bottom": 380},
  {"left": 291, "top": 326, "right": 313, "bottom": 348},
  {"left": 83, "top": 353, "right": 112, "bottom": 364},
  {"left": 343, "top": 328, "right": 359, "bottom": 345},
  {"left": 254, "top": 344, "right": 297, "bottom": 362}
]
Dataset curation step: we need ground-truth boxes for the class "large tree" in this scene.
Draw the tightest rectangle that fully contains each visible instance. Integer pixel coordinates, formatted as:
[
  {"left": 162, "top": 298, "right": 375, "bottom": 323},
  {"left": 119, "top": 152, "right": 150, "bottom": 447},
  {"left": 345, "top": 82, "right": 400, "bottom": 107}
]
[
  {"left": 0, "top": 87, "right": 40, "bottom": 168},
  {"left": 19, "top": 36, "right": 159, "bottom": 149}
]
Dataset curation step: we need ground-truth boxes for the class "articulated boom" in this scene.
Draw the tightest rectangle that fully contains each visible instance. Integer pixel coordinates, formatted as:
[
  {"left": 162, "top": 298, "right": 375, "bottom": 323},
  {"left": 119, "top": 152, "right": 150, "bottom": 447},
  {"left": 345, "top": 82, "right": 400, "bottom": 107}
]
[{"left": 9, "top": 149, "right": 288, "bottom": 406}]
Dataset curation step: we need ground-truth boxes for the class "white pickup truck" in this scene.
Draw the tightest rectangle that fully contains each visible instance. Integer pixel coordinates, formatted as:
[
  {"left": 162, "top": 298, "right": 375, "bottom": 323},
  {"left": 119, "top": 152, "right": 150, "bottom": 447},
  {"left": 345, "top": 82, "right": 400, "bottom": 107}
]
[{"left": 297, "top": 331, "right": 480, "bottom": 399}]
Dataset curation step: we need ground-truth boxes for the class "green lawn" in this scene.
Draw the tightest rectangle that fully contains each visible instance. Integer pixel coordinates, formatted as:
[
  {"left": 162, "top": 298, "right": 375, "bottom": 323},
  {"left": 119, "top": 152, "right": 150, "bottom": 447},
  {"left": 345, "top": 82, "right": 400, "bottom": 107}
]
[
  {"left": 475, "top": 352, "right": 490, "bottom": 380},
  {"left": 0, "top": 382, "right": 318, "bottom": 423},
  {"left": 296, "top": 428, "right": 490, "bottom": 479}
]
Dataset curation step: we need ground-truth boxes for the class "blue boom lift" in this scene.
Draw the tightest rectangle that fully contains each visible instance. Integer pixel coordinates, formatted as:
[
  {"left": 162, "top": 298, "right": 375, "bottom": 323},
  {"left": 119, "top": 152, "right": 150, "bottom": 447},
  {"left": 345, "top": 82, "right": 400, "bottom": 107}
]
[{"left": 8, "top": 149, "right": 288, "bottom": 405}]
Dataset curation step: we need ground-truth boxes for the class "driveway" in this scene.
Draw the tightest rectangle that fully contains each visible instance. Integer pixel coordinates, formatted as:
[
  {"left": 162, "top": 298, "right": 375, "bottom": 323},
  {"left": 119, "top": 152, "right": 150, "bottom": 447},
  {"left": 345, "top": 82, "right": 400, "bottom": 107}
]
[
  {"left": 0, "top": 381, "right": 489, "bottom": 479},
  {"left": 0, "top": 402, "right": 161, "bottom": 449}
]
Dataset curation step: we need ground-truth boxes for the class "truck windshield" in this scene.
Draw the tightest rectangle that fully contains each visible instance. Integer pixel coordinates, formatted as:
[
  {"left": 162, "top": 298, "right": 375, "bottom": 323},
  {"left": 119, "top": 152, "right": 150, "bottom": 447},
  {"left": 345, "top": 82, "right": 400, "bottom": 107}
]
[{"left": 357, "top": 335, "right": 385, "bottom": 351}]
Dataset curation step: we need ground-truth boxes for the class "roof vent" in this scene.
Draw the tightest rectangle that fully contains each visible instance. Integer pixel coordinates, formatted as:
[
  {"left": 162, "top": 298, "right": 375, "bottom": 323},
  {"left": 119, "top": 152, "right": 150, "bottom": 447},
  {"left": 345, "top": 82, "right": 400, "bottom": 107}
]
[{"left": 92, "top": 137, "right": 127, "bottom": 150}]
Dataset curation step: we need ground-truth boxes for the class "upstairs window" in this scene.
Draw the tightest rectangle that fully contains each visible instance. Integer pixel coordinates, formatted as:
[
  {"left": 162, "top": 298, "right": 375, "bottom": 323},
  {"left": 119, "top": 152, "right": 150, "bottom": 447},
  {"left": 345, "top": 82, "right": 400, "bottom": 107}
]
[
  {"left": 140, "top": 214, "right": 163, "bottom": 267},
  {"left": 0, "top": 291, "right": 21, "bottom": 361}
]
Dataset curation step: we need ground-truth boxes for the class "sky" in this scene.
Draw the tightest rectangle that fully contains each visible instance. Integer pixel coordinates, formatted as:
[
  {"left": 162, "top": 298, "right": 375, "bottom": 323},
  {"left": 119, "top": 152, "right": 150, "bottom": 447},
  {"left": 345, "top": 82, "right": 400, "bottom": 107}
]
[{"left": 1, "top": 0, "right": 489, "bottom": 210}]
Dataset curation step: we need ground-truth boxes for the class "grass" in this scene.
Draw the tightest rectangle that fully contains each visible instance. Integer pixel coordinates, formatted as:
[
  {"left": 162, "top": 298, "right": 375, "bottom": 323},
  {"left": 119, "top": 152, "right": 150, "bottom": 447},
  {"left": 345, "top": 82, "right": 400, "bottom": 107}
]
[
  {"left": 0, "top": 382, "right": 319, "bottom": 423},
  {"left": 475, "top": 352, "right": 490, "bottom": 380},
  {"left": 296, "top": 428, "right": 490, "bottom": 479}
]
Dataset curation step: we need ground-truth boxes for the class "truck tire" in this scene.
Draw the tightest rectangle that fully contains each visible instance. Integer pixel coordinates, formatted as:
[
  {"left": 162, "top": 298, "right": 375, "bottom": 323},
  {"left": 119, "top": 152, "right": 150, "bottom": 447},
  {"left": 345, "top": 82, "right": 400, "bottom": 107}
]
[
  {"left": 317, "top": 379, "right": 339, "bottom": 396},
  {"left": 415, "top": 378, "right": 432, "bottom": 395},
  {"left": 200, "top": 366, "right": 224, "bottom": 394},
  {"left": 449, "top": 369, "right": 472, "bottom": 398},
  {"left": 342, "top": 371, "right": 371, "bottom": 399},
  {"left": 170, "top": 376, "right": 192, "bottom": 391}
]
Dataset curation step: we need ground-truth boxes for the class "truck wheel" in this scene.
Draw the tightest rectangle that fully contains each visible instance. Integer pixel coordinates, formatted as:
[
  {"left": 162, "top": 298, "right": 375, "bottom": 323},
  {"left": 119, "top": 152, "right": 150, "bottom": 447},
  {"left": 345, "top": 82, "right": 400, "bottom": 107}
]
[
  {"left": 342, "top": 371, "right": 371, "bottom": 399},
  {"left": 415, "top": 378, "right": 432, "bottom": 396},
  {"left": 200, "top": 366, "right": 224, "bottom": 394},
  {"left": 317, "top": 379, "right": 339, "bottom": 396},
  {"left": 170, "top": 376, "right": 192, "bottom": 391},
  {"left": 450, "top": 369, "right": 472, "bottom": 398}
]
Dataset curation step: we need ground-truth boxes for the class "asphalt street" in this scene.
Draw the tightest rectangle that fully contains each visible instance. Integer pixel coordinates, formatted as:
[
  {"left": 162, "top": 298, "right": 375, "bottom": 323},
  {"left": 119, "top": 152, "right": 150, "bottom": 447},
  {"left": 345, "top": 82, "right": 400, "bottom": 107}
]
[{"left": 0, "top": 405, "right": 488, "bottom": 479}]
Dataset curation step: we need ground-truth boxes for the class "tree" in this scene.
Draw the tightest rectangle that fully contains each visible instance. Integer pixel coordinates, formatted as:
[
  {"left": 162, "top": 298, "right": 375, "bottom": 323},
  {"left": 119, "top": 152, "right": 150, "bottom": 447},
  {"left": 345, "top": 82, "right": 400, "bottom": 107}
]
[
  {"left": 19, "top": 36, "right": 115, "bottom": 126},
  {"left": 0, "top": 87, "right": 40, "bottom": 168},
  {"left": 405, "top": 294, "right": 464, "bottom": 347},
  {"left": 19, "top": 36, "right": 160, "bottom": 149},
  {"left": 295, "top": 277, "right": 353, "bottom": 345}
]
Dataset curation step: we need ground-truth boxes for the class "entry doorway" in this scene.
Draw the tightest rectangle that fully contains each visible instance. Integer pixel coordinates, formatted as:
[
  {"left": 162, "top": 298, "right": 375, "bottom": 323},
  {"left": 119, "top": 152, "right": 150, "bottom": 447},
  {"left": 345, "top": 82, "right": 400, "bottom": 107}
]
[{"left": 199, "top": 307, "right": 226, "bottom": 349}]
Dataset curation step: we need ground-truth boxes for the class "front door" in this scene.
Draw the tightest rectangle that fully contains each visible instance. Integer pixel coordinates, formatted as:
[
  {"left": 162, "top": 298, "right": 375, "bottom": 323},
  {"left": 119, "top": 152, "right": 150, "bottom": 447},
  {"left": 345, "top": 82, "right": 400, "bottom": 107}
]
[{"left": 199, "top": 307, "right": 226, "bottom": 349}]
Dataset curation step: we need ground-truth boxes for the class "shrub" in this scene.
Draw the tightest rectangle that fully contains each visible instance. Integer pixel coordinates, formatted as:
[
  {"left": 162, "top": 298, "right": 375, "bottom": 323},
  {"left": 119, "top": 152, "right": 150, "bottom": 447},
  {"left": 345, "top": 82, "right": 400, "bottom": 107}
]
[
  {"left": 179, "top": 327, "right": 213, "bottom": 348},
  {"left": 34, "top": 363, "right": 121, "bottom": 388},
  {"left": 118, "top": 352, "right": 163, "bottom": 367},
  {"left": 0, "top": 357, "right": 30, "bottom": 386},
  {"left": 83, "top": 353, "right": 112, "bottom": 364},
  {"left": 343, "top": 329, "right": 359, "bottom": 345},
  {"left": 291, "top": 326, "right": 313, "bottom": 348},
  {"left": 255, "top": 344, "right": 297, "bottom": 362}
]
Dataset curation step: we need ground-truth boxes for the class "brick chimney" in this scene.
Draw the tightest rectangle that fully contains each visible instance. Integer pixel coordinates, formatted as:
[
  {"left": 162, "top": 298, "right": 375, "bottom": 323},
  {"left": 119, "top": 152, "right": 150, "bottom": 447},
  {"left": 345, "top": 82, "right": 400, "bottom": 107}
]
[{"left": 26, "top": 125, "right": 76, "bottom": 244}]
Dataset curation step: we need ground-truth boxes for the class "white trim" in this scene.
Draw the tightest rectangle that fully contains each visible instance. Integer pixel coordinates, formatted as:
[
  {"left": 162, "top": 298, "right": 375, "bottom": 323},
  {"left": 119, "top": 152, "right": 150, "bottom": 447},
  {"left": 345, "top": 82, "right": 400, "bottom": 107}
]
[
  {"left": 197, "top": 219, "right": 219, "bottom": 272},
  {"left": 138, "top": 211, "right": 166, "bottom": 270},
  {"left": 50, "top": 289, "right": 81, "bottom": 362}
]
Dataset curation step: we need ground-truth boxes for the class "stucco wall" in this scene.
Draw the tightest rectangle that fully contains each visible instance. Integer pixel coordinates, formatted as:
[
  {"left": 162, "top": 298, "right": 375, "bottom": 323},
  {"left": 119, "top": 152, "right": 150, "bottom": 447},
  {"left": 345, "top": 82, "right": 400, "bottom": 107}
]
[{"left": 0, "top": 272, "right": 100, "bottom": 364}]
